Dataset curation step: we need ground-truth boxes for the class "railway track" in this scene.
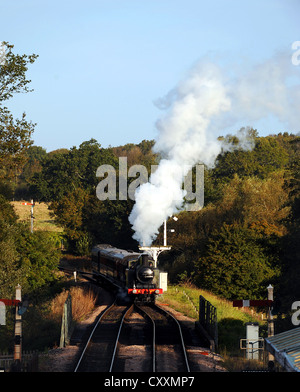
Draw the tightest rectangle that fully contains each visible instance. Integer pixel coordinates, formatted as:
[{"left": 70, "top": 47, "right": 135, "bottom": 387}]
[
  {"left": 74, "top": 302, "right": 191, "bottom": 372},
  {"left": 137, "top": 304, "right": 190, "bottom": 372},
  {"left": 60, "top": 266, "right": 193, "bottom": 372},
  {"left": 74, "top": 303, "right": 132, "bottom": 372}
]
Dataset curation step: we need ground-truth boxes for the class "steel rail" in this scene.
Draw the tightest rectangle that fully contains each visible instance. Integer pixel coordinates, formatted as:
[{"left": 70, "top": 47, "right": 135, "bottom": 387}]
[
  {"left": 151, "top": 310, "right": 156, "bottom": 372},
  {"left": 135, "top": 304, "right": 156, "bottom": 372},
  {"left": 155, "top": 304, "right": 190, "bottom": 372},
  {"left": 109, "top": 304, "right": 134, "bottom": 372},
  {"left": 74, "top": 302, "right": 115, "bottom": 372}
]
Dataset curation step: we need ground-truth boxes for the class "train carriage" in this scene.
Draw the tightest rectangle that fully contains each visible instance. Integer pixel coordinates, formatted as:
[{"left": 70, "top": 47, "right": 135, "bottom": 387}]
[{"left": 91, "top": 244, "right": 163, "bottom": 303}]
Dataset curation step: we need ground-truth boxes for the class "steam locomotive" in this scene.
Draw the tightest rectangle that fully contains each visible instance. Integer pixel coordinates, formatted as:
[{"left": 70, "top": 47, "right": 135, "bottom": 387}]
[{"left": 91, "top": 244, "right": 164, "bottom": 303}]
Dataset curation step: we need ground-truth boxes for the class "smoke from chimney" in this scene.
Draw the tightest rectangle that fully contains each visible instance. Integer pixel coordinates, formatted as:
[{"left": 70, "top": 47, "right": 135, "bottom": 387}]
[{"left": 129, "top": 53, "right": 300, "bottom": 246}]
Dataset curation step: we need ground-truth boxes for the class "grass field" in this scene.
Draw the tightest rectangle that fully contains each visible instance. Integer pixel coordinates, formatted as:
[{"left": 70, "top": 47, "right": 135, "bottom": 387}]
[{"left": 11, "top": 201, "right": 63, "bottom": 232}]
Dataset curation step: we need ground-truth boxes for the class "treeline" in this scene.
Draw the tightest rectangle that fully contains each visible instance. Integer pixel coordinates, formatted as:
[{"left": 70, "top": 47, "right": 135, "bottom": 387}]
[
  {"left": 159, "top": 131, "right": 300, "bottom": 311},
  {"left": 20, "top": 138, "right": 157, "bottom": 254},
  {"left": 10, "top": 130, "right": 300, "bottom": 311}
]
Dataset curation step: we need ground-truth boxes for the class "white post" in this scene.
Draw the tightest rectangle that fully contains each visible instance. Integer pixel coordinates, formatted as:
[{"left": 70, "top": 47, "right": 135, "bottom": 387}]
[{"left": 30, "top": 199, "right": 34, "bottom": 233}]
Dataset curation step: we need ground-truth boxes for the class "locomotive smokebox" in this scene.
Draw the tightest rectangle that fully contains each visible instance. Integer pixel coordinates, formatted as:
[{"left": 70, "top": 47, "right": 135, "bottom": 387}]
[{"left": 137, "top": 266, "right": 154, "bottom": 283}]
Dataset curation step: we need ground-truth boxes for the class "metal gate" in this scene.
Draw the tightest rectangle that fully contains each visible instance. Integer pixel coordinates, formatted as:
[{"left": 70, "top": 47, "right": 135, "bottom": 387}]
[{"left": 199, "top": 295, "right": 218, "bottom": 350}]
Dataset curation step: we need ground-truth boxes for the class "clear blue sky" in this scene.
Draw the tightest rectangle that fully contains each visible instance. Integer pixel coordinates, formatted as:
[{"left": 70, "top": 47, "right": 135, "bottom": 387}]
[{"left": 1, "top": 0, "right": 299, "bottom": 151}]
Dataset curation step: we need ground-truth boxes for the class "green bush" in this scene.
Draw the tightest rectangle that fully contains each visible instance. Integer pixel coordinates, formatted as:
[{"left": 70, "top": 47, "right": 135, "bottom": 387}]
[
  {"left": 16, "top": 226, "right": 61, "bottom": 292},
  {"left": 196, "top": 223, "right": 281, "bottom": 299}
]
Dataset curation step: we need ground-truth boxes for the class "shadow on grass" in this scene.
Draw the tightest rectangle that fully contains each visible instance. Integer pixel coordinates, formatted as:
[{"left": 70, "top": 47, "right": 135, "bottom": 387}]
[{"left": 218, "top": 318, "right": 245, "bottom": 355}]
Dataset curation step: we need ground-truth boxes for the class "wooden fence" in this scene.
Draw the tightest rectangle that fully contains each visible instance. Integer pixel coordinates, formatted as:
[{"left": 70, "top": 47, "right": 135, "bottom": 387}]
[{"left": 0, "top": 351, "right": 39, "bottom": 372}]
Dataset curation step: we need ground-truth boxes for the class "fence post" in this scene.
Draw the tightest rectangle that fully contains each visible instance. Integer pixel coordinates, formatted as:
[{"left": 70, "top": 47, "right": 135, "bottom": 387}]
[{"left": 60, "top": 294, "right": 73, "bottom": 347}]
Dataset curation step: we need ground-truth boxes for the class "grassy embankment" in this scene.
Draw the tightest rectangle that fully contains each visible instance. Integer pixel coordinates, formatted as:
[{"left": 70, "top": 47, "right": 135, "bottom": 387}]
[{"left": 157, "top": 285, "right": 271, "bottom": 370}]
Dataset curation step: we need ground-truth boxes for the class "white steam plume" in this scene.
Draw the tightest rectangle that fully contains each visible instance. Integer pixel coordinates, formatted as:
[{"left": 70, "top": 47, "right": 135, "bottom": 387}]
[{"left": 129, "top": 53, "right": 300, "bottom": 246}]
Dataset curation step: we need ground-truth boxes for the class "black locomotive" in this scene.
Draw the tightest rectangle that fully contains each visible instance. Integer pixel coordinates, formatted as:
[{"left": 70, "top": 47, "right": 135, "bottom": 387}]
[{"left": 91, "top": 244, "right": 163, "bottom": 303}]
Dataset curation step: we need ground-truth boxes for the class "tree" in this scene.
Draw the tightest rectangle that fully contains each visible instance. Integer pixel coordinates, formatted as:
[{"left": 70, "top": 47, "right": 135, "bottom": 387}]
[
  {"left": 213, "top": 133, "right": 290, "bottom": 183},
  {"left": 112, "top": 139, "right": 158, "bottom": 169},
  {"left": 15, "top": 226, "right": 61, "bottom": 291},
  {"left": 83, "top": 197, "right": 136, "bottom": 250},
  {"left": 29, "top": 139, "right": 118, "bottom": 202},
  {"left": 0, "top": 42, "right": 37, "bottom": 186},
  {"left": 0, "top": 44, "right": 62, "bottom": 296},
  {"left": 0, "top": 108, "right": 35, "bottom": 180},
  {"left": 159, "top": 171, "right": 289, "bottom": 293},
  {"left": 28, "top": 139, "right": 129, "bottom": 253},
  {"left": 50, "top": 187, "right": 89, "bottom": 243},
  {"left": 13, "top": 146, "right": 47, "bottom": 199},
  {"left": 0, "top": 42, "right": 38, "bottom": 103},
  {"left": 0, "top": 195, "right": 60, "bottom": 296},
  {"left": 0, "top": 195, "right": 24, "bottom": 297},
  {"left": 278, "top": 155, "right": 300, "bottom": 309},
  {"left": 196, "top": 223, "right": 281, "bottom": 299},
  {"left": 22, "top": 146, "right": 47, "bottom": 180},
  {"left": 218, "top": 172, "right": 289, "bottom": 235}
]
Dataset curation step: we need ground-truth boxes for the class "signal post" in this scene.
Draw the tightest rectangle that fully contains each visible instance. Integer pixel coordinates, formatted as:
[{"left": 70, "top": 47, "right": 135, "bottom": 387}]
[
  {"left": 14, "top": 285, "right": 22, "bottom": 370},
  {"left": 22, "top": 200, "right": 35, "bottom": 233}
]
